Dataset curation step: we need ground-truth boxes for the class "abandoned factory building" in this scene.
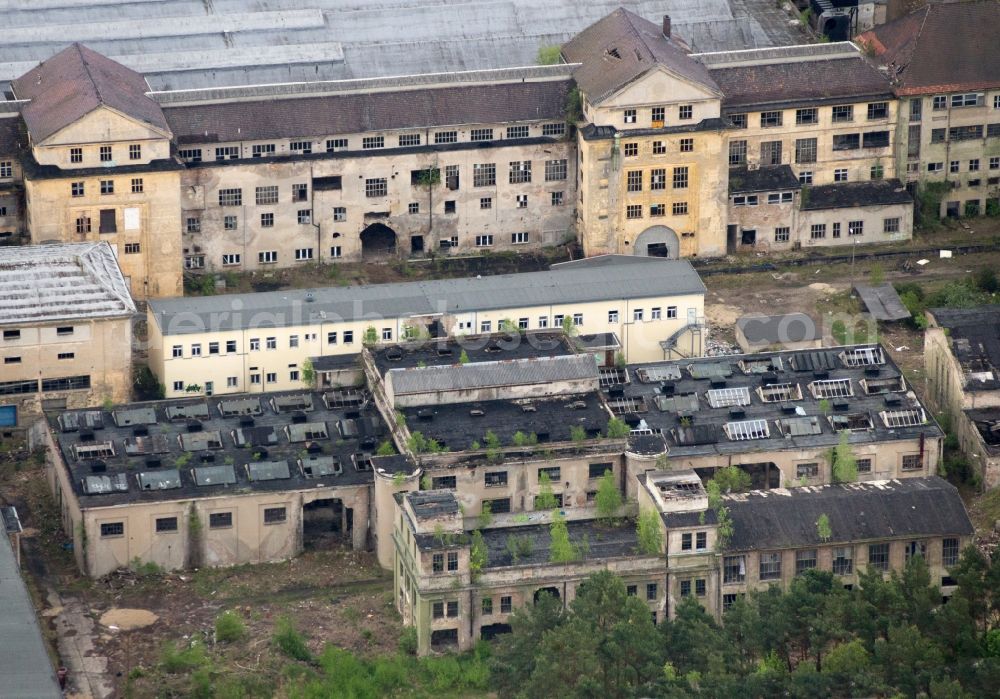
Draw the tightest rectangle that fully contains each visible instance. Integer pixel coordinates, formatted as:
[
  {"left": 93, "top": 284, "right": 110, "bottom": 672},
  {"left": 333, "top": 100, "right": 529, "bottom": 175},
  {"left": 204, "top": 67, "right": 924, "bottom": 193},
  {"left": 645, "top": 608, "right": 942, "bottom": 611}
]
[
  {"left": 5, "top": 5, "right": 998, "bottom": 295},
  {"left": 39, "top": 332, "right": 969, "bottom": 654}
]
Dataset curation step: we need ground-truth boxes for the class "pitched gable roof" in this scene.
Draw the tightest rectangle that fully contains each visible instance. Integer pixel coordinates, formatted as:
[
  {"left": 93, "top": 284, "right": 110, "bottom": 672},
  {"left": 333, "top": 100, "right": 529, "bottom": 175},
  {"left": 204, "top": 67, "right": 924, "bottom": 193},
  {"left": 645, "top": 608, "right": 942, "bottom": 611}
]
[
  {"left": 561, "top": 8, "right": 718, "bottom": 105},
  {"left": 859, "top": 1, "right": 1000, "bottom": 95},
  {"left": 11, "top": 43, "right": 170, "bottom": 143}
]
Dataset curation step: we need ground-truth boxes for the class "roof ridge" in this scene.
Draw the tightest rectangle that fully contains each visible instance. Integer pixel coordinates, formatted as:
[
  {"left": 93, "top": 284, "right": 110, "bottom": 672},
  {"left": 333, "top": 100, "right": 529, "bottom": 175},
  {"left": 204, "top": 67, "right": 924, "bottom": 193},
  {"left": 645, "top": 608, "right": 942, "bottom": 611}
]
[{"left": 76, "top": 43, "right": 103, "bottom": 105}]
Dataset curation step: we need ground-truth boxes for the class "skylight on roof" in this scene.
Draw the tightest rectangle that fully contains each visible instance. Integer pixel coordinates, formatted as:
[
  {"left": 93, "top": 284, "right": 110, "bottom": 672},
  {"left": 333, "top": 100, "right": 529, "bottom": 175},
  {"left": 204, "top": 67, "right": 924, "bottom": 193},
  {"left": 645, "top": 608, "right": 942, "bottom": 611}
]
[
  {"left": 74, "top": 441, "right": 115, "bottom": 460},
  {"left": 840, "top": 346, "right": 885, "bottom": 367},
  {"left": 860, "top": 375, "right": 906, "bottom": 395},
  {"left": 880, "top": 408, "right": 926, "bottom": 428},
  {"left": 723, "top": 419, "right": 770, "bottom": 441},
  {"left": 809, "top": 378, "right": 853, "bottom": 399},
  {"left": 82, "top": 473, "right": 129, "bottom": 495},
  {"left": 779, "top": 416, "right": 822, "bottom": 437},
  {"left": 636, "top": 365, "right": 683, "bottom": 383},
  {"left": 739, "top": 356, "right": 783, "bottom": 374},
  {"left": 607, "top": 396, "right": 647, "bottom": 415},
  {"left": 706, "top": 386, "right": 751, "bottom": 409},
  {"left": 758, "top": 382, "right": 802, "bottom": 403}
]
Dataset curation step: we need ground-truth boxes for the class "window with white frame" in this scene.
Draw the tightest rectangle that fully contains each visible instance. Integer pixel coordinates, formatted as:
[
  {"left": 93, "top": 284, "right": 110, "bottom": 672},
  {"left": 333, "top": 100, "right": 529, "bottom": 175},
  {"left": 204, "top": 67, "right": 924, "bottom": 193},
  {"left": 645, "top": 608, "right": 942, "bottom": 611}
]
[
  {"left": 435, "top": 131, "right": 458, "bottom": 144},
  {"left": 362, "top": 136, "right": 385, "bottom": 149},
  {"left": 295, "top": 248, "right": 314, "bottom": 261},
  {"left": 470, "top": 128, "right": 494, "bottom": 141},
  {"left": 258, "top": 250, "right": 278, "bottom": 264},
  {"left": 475, "top": 234, "right": 493, "bottom": 247},
  {"left": 506, "top": 125, "right": 529, "bottom": 139},
  {"left": 651, "top": 307, "right": 662, "bottom": 320},
  {"left": 365, "top": 179, "right": 387, "bottom": 197},
  {"left": 326, "top": 138, "right": 348, "bottom": 152},
  {"left": 398, "top": 133, "right": 421, "bottom": 147},
  {"left": 511, "top": 232, "right": 529, "bottom": 244},
  {"left": 251, "top": 144, "right": 275, "bottom": 157},
  {"left": 509, "top": 161, "right": 531, "bottom": 184},
  {"left": 222, "top": 253, "right": 241, "bottom": 266},
  {"left": 545, "top": 159, "right": 567, "bottom": 181},
  {"left": 290, "top": 140, "right": 312, "bottom": 153}
]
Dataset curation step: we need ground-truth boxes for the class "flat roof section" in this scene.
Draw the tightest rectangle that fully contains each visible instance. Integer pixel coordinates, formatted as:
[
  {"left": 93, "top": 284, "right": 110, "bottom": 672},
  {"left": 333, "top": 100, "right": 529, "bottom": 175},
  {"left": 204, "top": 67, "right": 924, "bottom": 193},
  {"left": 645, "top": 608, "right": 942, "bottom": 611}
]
[
  {"left": 929, "top": 306, "right": 1000, "bottom": 393},
  {"left": 614, "top": 346, "right": 941, "bottom": 458},
  {"left": 854, "top": 283, "right": 912, "bottom": 322},
  {"left": 372, "top": 333, "right": 570, "bottom": 376},
  {"left": 48, "top": 388, "right": 402, "bottom": 507}
]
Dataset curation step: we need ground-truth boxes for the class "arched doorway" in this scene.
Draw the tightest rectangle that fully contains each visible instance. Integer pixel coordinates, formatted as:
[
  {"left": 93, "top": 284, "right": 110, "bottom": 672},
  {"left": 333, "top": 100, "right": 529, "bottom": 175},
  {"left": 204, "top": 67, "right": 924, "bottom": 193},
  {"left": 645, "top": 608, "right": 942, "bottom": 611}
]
[
  {"left": 360, "top": 223, "right": 397, "bottom": 258},
  {"left": 534, "top": 586, "right": 560, "bottom": 602},
  {"left": 633, "top": 226, "right": 680, "bottom": 258}
]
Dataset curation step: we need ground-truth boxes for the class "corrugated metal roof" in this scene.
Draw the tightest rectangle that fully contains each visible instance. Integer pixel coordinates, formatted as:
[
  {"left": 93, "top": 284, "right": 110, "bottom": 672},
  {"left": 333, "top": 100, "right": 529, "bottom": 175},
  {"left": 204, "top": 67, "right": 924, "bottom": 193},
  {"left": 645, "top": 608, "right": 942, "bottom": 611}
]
[
  {"left": 388, "top": 354, "right": 598, "bottom": 396},
  {"left": 0, "top": 242, "right": 136, "bottom": 326},
  {"left": 149, "top": 257, "right": 705, "bottom": 336},
  {"left": 0, "top": 1, "right": 804, "bottom": 89}
]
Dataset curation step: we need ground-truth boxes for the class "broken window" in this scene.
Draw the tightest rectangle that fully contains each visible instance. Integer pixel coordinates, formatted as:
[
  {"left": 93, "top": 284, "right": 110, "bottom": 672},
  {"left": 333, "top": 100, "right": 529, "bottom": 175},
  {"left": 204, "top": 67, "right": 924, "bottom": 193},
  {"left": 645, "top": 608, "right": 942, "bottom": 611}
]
[
  {"left": 760, "top": 141, "right": 782, "bottom": 165},
  {"left": 760, "top": 111, "right": 782, "bottom": 128},
  {"left": 290, "top": 140, "right": 312, "bottom": 153},
  {"left": 809, "top": 378, "right": 853, "bottom": 399},
  {"left": 723, "top": 419, "right": 769, "bottom": 441},
  {"left": 326, "top": 138, "right": 348, "bottom": 152},
  {"left": 218, "top": 188, "right": 242, "bottom": 206},
  {"left": 795, "top": 108, "right": 818, "bottom": 125},
  {"left": 99, "top": 209, "right": 117, "bottom": 234},
  {"left": 868, "top": 543, "right": 889, "bottom": 571},
  {"left": 759, "top": 552, "right": 781, "bottom": 580},
  {"left": 831, "top": 105, "right": 853, "bottom": 123},
  {"left": 509, "top": 161, "right": 531, "bottom": 184},
  {"left": 252, "top": 144, "right": 276, "bottom": 157},
  {"left": 626, "top": 170, "right": 642, "bottom": 192},
  {"left": 545, "top": 159, "right": 567, "bottom": 181},
  {"left": 833, "top": 134, "right": 860, "bottom": 151},
  {"left": 833, "top": 547, "right": 853, "bottom": 575},
  {"left": 795, "top": 549, "right": 817, "bottom": 574},
  {"left": 795, "top": 138, "right": 817, "bottom": 164},
  {"left": 729, "top": 140, "right": 747, "bottom": 166},
  {"left": 863, "top": 131, "right": 890, "bottom": 148},
  {"left": 473, "top": 163, "right": 496, "bottom": 187},
  {"left": 365, "top": 178, "right": 387, "bottom": 198}
]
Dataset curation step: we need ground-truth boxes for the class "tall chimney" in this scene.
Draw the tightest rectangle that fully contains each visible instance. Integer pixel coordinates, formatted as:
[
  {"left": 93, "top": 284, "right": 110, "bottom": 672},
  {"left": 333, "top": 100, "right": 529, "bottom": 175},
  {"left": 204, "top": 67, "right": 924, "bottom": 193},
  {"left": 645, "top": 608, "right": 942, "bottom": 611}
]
[{"left": 662, "top": 15, "right": 671, "bottom": 39}]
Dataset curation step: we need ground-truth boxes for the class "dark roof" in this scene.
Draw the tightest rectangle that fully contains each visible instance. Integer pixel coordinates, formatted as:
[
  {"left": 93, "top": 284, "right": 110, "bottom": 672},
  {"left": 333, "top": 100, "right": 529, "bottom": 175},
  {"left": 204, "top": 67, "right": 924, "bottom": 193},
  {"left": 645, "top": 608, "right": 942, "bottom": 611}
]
[
  {"left": 0, "top": 116, "right": 25, "bottom": 157},
  {"left": 309, "top": 353, "right": 361, "bottom": 372},
  {"left": 964, "top": 407, "right": 1000, "bottom": 454},
  {"left": 736, "top": 313, "right": 820, "bottom": 343},
  {"left": 561, "top": 8, "right": 718, "bottom": 104},
  {"left": 12, "top": 44, "right": 169, "bottom": 143},
  {"left": 860, "top": 1, "right": 1000, "bottom": 95},
  {"left": 373, "top": 333, "right": 571, "bottom": 376},
  {"left": 800, "top": 179, "right": 912, "bottom": 211},
  {"left": 397, "top": 391, "right": 610, "bottom": 453},
  {"left": 163, "top": 79, "right": 571, "bottom": 143},
  {"left": 928, "top": 306, "right": 1000, "bottom": 392},
  {"left": 618, "top": 345, "right": 943, "bottom": 462},
  {"left": 707, "top": 52, "right": 892, "bottom": 109},
  {"left": 407, "top": 490, "right": 460, "bottom": 520},
  {"left": 854, "top": 283, "right": 912, "bottom": 322},
  {"left": 48, "top": 389, "right": 392, "bottom": 507},
  {"left": 728, "top": 165, "right": 800, "bottom": 194},
  {"left": 662, "top": 508, "right": 717, "bottom": 528},
  {"left": 1, "top": 506, "right": 21, "bottom": 535},
  {"left": 481, "top": 517, "right": 646, "bottom": 568},
  {"left": 725, "top": 477, "right": 973, "bottom": 551},
  {"left": 574, "top": 332, "right": 621, "bottom": 351}
]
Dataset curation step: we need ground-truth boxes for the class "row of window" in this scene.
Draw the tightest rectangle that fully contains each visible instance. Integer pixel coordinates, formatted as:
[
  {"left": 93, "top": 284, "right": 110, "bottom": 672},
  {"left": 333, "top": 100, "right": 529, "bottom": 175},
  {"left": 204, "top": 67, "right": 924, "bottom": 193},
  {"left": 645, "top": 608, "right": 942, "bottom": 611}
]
[
  {"left": 481, "top": 595, "right": 513, "bottom": 615},
  {"left": 730, "top": 103, "right": 889, "bottom": 130},
  {"left": 625, "top": 582, "right": 660, "bottom": 601},
  {"left": 722, "top": 538, "right": 958, "bottom": 584},
  {"left": 70, "top": 178, "right": 144, "bottom": 197},
  {"left": 102, "top": 507, "right": 289, "bottom": 538},
  {"left": 927, "top": 157, "right": 1000, "bottom": 174},
  {"left": 624, "top": 166, "right": 689, "bottom": 192},
  {"left": 728, "top": 132, "right": 889, "bottom": 168},
  {"left": 808, "top": 218, "right": 900, "bottom": 240},
  {"left": 623, "top": 105, "right": 694, "bottom": 125},
  {"left": 64, "top": 143, "right": 143, "bottom": 165},
  {"left": 177, "top": 124, "right": 567, "bottom": 163},
  {"left": 4, "top": 352, "right": 76, "bottom": 364},
  {"left": 0, "top": 375, "right": 90, "bottom": 396},
  {"left": 731, "top": 191, "right": 794, "bottom": 207},
  {"left": 928, "top": 124, "right": 1000, "bottom": 144},
  {"left": 625, "top": 202, "right": 689, "bottom": 219},
  {"left": 621, "top": 137, "right": 694, "bottom": 157}
]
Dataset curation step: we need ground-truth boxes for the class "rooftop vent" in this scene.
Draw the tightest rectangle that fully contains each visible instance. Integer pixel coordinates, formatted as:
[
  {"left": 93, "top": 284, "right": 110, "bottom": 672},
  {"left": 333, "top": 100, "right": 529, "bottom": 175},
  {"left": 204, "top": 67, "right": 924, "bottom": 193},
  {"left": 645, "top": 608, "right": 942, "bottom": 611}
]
[
  {"left": 623, "top": 414, "right": 641, "bottom": 427},
  {"left": 833, "top": 401, "right": 850, "bottom": 412},
  {"left": 813, "top": 370, "right": 830, "bottom": 380},
  {"left": 345, "top": 409, "right": 360, "bottom": 419},
  {"left": 884, "top": 395, "right": 902, "bottom": 407},
  {"left": 133, "top": 426, "right": 149, "bottom": 437},
  {"left": 239, "top": 416, "right": 255, "bottom": 427},
  {"left": 200, "top": 454, "right": 216, "bottom": 463},
  {"left": 386, "top": 347, "right": 404, "bottom": 361},
  {"left": 146, "top": 458, "right": 161, "bottom": 468},
  {"left": 360, "top": 436, "right": 377, "bottom": 450},
  {"left": 187, "top": 420, "right": 203, "bottom": 433},
  {"left": 761, "top": 372, "right": 779, "bottom": 386},
  {"left": 568, "top": 400, "right": 587, "bottom": 410},
  {"left": 521, "top": 404, "right": 537, "bottom": 413},
  {"left": 306, "top": 441, "right": 323, "bottom": 454},
  {"left": 470, "top": 408, "right": 485, "bottom": 417},
  {"left": 607, "top": 386, "right": 625, "bottom": 398},
  {"left": 729, "top": 407, "right": 746, "bottom": 419},
  {"left": 709, "top": 379, "right": 727, "bottom": 389},
  {"left": 79, "top": 431, "right": 95, "bottom": 442},
  {"left": 536, "top": 431, "right": 550, "bottom": 442},
  {"left": 417, "top": 409, "right": 434, "bottom": 421},
  {"left": 781, "top": 404, "right": 797, "bottom": 414},
  {"left": 437, "top": 347, "right": 453, "bottom": 357},
  {"left": 291, "top": 412, "right": 308, "bottom": 424},
  {"left": 660, "top": 382, "right": 676, "bottom": 396},
  {"left": 865, "top": 367, "right": 881, "bottom": 377},
  {"left": 255, "top": 448, "right": 269, "bottom": 460}
]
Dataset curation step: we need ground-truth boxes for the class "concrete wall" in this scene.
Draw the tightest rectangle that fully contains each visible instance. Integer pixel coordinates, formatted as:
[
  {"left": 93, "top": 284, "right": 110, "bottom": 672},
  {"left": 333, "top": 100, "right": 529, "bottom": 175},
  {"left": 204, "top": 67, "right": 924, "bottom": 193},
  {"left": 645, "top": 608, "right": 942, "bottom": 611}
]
[
  {"left": 0, "top": 316, "right": 133, "bottom": 424},
  {"left": 180, "top": 132, "right": 576, "bottom": 269},
  {"left": 149, "top": 292, "right": 707, "bottom": 398},
  {"left": 895, "top": 90, "right": 1000, "bottom": 217}
]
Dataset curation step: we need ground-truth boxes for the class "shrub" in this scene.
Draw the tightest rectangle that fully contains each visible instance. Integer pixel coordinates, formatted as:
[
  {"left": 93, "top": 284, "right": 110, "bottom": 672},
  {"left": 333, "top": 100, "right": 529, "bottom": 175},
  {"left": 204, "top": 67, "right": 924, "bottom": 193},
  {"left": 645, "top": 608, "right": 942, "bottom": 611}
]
[
  {"left": 605, "top": 417, "right": 630, "bottom": 439},
  {"left": 215, "top": 610, "right": 247, "bottom": 643},
  {"left": 636, "top": 509, "right": 663, "bottom": 555},
  {"left": 274, "top": 616, "right": 311, "bottom": 661},
  {"left": 160, "top": 640, "right": 209, "bottom": 674},
  {"left": 711, "top": 466, "right": 752, "bottom": 493},
  {"left": 595, "top": 470, "right": 623, "bottom": 524},
  {"left": 398, "top": 627, "right": 418, "bottom": 656},
  {"left": 975, "top": 268, "right": 999, "bottom": 294}
]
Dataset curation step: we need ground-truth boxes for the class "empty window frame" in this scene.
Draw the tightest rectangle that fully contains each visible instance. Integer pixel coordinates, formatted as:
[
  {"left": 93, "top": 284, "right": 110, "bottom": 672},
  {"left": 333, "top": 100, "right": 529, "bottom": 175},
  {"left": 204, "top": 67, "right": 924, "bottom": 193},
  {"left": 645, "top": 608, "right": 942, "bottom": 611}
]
[
  {"left": 326, "top": 138, "right": 348, "bottom": 152},
  {"left": 723, "top": 555, "right": 746, "bottom": 583},
  {"left": 545, "top": 159, "right": 567, "bottom": 181},
  {"left": 841, "top": 346, "right": 885, "bottom": 367},
  {"left": 365, "top": 178, "right": 387, "bottom": 197},
  {"left": 809, "top": 378, "right": 853, "bottom": 399},
  {"left": 473, "top": 163, "right": 496, "bottom": 187},
  {"left": 361, "top": 136, "right": 385, "bottom": 149},
  {"left": 706, "top": 386, "right": 751, "bottom": 408},
  {"left": 218, "top": 188, "right": 242, "bottom": 206},
  {"left": 760, "top": 111, "right": 782, "bottom": 128},
  {"left": 831, "top": 105, "right": 853, "bottom": 123},
  {"left": 795, "top": 108, "right": 818, "bottom": 125},
  {"left": 290, "top": 140, "right": 313, "bottom": 153},
  {"left": 758, "top": 382, "right": 802, "bottom": 402},
  {"left": 255, "top": 186, "right": 279, "bottom": 205},
  {"left": 880, "top": 408, "right": 926, "bottom": 428},
  {"left": 398, "top": 133, "right": 421, "bottom": 147},
  {"left": 542, "top": 123, "right": 565, "bottom": 137},
  {"left": 723, "top": 419, "right": 769, "bottom": 441},
  {"left": 795, "top": 549, "right": 817, "bottom": 574},
  {"left": 832, "top": 546, "right": 853, "bottom": 575},
  {"left": 506, "top": 125, "right": 529, "bottom": 139}
]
